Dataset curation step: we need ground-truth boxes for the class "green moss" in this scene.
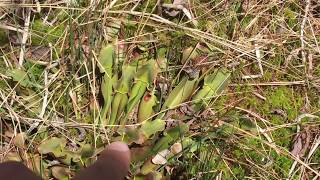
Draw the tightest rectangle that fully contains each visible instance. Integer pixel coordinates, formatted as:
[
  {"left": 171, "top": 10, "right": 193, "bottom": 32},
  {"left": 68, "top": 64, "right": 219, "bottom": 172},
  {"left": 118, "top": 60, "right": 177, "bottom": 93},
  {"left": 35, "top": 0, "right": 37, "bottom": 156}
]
[
  {"left": 247, "top": 94, "right": 259, "bottom": 107},
  {"left": 207, "top": 19, "right": 229, "bottom": 39},
  {"left": 216, "top": 123, "right": 237, "bottom": 137},
  {"left": 0, "top": 80, "right": 6, "bottom": 90},
  {"left": 268, "top": 87, "right": 291, "bottom": 109},
  {"left": 183, "top": 144, "right": 220, "bottom": 179},
  {"left": 266, "top": 87, "right": 303, "bottom": 120},
  {"left": 262, "top": 71, "right": 273, "bottom": 81},
  {"left": 283, "top": 8, "right": 298, "bottom": 29},
  {"left": 271, "top": 151, "right": 293, "bottom": 177},
  {"left": 135, "top": 0, "right": 158, "bottom": 13},
  {"left": 271, "top": 53, "right": 285, "bottom": 68},
  {"left": 206, "top": 1, "right": 242, "bottom": 39},
  {"left": 197, "top": 19, "right": 209, "bottom": 31},
  {"left": 0, "top": 59, "right": 7, "bottom": 75},
  {"left": 232, "top": 166, "right": 245, "bottom": 179},
  {"left": 308, "top": 90, "right": 320, "bottom": 110},
  {"left": 233, "top": 149, "right": 243, "bottom": 159},
  {"left": 240, "top": 85, "right": 304, "bottom": 153},
  {"left": 245, "top": 137, "right": 261, "bottom": 149},
  {"left": 249, "top": 150, "right": 263, "bottom": 164},
  {"left": 31, "top": 20, "right": 65, "bottom": 45},
  {"left": 238, "top": 116, "right": 256, "bottom": 130},
  {"left": 57, "top": 11, "right": 69, "bottom": 22},
  {"left": 311, "top": 148, "right": 320, "bottom": 164},
  {"left": 315, "top": 64, "right": 320, "bottom": 77},
  {"left": 69, "top": 128, "right": 78, "bottom": 137},
  {"left": 24, "top": 62, "right": 45, "bottom": 84},
  {"left": 260, "top": 102, "right": 272, "bottom": 115},
  {"left": 240, "top": 15, "right": 254, "bottom": 29},
  {"left": 270, "top": 120, "right": 293, "bottom": 147},
  {"left": 213, "top": 94, "right": 229, "bottom": 112}
]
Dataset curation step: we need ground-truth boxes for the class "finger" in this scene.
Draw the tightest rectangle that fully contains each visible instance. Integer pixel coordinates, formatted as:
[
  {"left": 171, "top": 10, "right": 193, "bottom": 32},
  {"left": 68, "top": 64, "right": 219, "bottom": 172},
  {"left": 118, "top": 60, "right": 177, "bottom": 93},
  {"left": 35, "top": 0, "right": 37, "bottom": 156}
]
[
  {"left": 73, "top": 142, "right": 130, "bottom": 180},
  {"left": 0, "top": 161, "right": 41, "bottom": 180}
]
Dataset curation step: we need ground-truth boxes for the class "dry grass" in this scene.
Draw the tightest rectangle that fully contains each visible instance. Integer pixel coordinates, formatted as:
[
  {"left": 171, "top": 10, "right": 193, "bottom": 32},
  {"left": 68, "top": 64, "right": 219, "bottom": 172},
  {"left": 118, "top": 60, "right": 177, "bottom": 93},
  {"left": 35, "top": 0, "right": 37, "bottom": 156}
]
[{"left": 0, "top": 0, "right": 320, "bottom": 179}]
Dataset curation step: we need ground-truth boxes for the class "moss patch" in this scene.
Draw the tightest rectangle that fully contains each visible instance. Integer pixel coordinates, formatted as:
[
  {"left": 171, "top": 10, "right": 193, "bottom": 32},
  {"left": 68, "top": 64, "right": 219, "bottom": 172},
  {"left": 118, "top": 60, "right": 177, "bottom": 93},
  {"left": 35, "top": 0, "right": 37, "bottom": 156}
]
[{"left": 31, "top": 19, "right": 65, "bottom": 46}]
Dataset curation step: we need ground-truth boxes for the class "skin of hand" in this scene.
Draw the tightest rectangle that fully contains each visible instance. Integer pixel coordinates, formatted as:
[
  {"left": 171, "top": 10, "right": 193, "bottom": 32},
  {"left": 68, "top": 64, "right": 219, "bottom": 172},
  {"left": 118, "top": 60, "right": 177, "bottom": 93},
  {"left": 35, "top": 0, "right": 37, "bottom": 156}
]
[
  {"left": 0, "top": 142, "right": 131, "bottom": 180},
  {"left": 74, "top": 141, "right": 131, "bottom": 180},
  {"left": 0, "top": 161, "right": 41, "bottom": 180}
]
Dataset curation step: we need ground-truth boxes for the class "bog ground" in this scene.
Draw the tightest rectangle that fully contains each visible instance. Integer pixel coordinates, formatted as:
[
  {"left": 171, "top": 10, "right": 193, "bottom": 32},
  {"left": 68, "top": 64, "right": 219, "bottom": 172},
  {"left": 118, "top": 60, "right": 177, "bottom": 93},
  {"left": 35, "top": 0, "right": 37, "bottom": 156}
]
[{"left": 0, "top": 0, "right": 320, "bottom": 179}]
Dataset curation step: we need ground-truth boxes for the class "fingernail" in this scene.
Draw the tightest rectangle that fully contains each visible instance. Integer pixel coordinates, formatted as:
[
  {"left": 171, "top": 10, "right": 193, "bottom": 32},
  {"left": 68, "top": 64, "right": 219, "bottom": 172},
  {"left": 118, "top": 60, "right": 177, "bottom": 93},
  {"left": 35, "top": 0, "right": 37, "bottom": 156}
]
[{"left": 107, "top": 142, "right": 129, "bottom": 152}]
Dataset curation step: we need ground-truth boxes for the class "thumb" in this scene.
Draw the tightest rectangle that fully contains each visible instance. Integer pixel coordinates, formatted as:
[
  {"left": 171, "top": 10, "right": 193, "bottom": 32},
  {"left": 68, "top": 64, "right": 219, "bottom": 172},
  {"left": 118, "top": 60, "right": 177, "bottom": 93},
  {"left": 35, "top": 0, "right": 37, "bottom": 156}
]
[{"left": 74, "top": 142, "right": 130, "bottom": 180}]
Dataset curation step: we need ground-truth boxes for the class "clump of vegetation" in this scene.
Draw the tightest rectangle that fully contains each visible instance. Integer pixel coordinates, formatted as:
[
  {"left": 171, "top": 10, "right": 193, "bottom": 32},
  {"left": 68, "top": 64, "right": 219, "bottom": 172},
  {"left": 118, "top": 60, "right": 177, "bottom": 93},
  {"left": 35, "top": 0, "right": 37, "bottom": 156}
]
[{"left": 0, "top": 0, "right": 319, "bottom": 179}]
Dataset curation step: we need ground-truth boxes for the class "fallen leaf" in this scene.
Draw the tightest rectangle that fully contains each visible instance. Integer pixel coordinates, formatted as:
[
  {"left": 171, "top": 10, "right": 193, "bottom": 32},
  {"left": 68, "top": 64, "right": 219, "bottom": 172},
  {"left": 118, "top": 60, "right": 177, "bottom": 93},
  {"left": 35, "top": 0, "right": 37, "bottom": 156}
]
[
  {"left": 291, "top": 127, "right": 311, "bottom": 157},
  {"left": 13, "top": 132, "right": 27, "bottom": 148},
  {"left": 25, "top": 46, "right": 50, "bottom": 61},
  {"left": 291, "top": 135, "right": 303, "bottom": 157},
  {"left": 6, "top": 69, "right": 32, "bottom": 87},
  {"left": 38, "top": 137, "right": 67, "bottom": 158}
]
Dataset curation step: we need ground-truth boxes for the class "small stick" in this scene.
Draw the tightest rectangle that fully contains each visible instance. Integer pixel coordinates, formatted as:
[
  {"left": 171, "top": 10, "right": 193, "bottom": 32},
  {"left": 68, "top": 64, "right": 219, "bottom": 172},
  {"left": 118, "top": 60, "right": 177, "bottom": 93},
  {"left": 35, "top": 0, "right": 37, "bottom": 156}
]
[
  {"left": 307, "top": 53, "right": 313, "bottom": 76},
  {"left": 39, "top": 69, "right": 48, "bottom": 118},
  {"left": 242, "top": 74, "right": 262, "bottom": 79},
  {"left": 254, "top": 42, "right": 263, "bottom": 75},
  {"left": 18, "top": 8, "right": 31, "bottom": 68},
  {"left": 300, "top": 0, "right": 310, "bottom": 64},
  {"left": 230, "top": 81, "right": 306, "bottom": 86},
  {"left": 235, "top": 106, "right": 271, "bottom": 126},
  {"left": 108, "top": 0, "right": 119, "bottom": 9},
  {"left": 0, "top": 24, "right": 26, "bottom": 33}
]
